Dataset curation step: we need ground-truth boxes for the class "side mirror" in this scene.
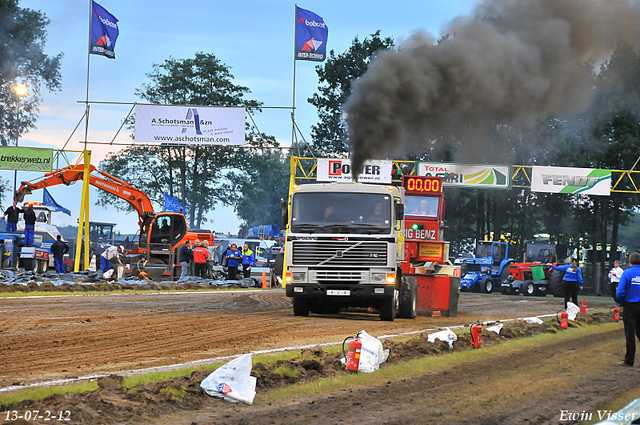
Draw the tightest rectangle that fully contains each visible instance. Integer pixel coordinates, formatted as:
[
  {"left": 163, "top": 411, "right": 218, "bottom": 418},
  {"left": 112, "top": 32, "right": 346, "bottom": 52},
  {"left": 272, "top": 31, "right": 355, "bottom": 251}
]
[
  {"left": 395, "top": 203, "right": 404, "bottom": 220},
  {"left": 281, "top": 200, "right": 288, "bottom": 227}
]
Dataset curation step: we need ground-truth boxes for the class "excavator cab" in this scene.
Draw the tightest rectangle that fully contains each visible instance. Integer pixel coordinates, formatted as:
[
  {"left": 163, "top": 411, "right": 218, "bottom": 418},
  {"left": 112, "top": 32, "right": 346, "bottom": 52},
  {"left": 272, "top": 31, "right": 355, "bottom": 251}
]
[{"left": 139, "top": 212, "right": 187, "bottom": 264}]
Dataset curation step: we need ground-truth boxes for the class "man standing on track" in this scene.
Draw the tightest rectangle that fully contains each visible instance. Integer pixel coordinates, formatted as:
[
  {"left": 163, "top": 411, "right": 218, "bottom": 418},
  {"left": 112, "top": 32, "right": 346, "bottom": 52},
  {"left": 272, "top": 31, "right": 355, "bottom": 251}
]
[
  {"left": 548, "top": 258, "right": 583, "bottom": 309},
  {"left": 616, "top": 252, "right": 640, "bottom": 367}
]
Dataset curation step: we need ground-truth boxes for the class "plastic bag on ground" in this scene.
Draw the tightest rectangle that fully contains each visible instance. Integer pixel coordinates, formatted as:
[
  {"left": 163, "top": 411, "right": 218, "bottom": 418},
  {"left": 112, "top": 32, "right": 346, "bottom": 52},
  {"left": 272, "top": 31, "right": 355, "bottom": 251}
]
[
  {"left": 486, "top": 323, "right": 503, "bottom": 334},
  {"left": 566, "top": 302, "right": 580, "bottom": 320},
  {"left": 427, "top": 327, "right": 457, "bottom": 349},
  {"left": 358, "top": 330, "right": 388, "bottom": 373},
  {"left": 200, "top": 354, "right": 256, "bottom": 404},
  {"left": 523, "top": 317, "right": 544, "bottom": 324}
]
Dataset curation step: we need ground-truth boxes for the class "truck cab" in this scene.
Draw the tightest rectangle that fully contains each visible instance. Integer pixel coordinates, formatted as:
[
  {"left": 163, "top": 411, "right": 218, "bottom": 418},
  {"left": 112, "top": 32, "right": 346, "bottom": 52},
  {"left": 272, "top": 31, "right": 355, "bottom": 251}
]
[{"left": 284, "top": 182, "right": 406, "bottom": 320}]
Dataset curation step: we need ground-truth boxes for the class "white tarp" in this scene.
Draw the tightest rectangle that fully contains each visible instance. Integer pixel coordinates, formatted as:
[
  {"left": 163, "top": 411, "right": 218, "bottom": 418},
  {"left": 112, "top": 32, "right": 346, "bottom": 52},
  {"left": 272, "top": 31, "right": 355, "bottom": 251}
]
[
  {"left": 531, "top": 166, "right": 611, "bottom": 196},
  {"left": 134, "top": 104, "right": 245, "bottom": 146},
  {"left": 316, "top": 158, "right": 392, "bottom": 183}
]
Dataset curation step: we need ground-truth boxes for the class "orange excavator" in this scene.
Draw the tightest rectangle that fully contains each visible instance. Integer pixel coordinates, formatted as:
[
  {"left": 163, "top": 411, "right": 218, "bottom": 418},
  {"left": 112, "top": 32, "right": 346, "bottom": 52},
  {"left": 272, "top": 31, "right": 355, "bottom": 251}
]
[{"left": 15, "top": 163, "right": 214, "bottom": 273}]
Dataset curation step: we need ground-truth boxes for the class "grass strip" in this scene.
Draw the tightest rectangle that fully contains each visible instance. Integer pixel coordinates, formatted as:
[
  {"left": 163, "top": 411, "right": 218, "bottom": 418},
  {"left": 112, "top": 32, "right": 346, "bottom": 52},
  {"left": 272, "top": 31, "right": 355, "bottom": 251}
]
[
  {"left": 259, "top": 322, "right": 622, "bottom": 405},
  {"left": 0, "top": 382, "right": 98, "bottom": 407}
]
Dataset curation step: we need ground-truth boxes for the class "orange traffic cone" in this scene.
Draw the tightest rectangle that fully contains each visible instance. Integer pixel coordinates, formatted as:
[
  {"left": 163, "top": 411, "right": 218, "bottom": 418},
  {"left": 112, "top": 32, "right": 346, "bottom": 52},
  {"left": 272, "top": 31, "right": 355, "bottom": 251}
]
[
  {"left": 261, "top": 271, "right": 268, "bottom": 289},
  {"left": 580, "top": 296, "right": 587, "bottom": 314}
]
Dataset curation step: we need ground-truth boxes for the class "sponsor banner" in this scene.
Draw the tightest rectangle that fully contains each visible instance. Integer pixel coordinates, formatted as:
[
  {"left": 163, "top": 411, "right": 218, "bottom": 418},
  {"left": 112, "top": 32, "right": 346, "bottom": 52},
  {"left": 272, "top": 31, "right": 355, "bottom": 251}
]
[
  {"left": 317, "top": 158, "right": 392, "bottom": 183},
  {"left": 134, "top": 105, "right": 246, "bottom": 145},
  {"left": 416, "top": 162, "right": 511, "bottom": 189},
  {"left": 0, "top": 147, "right": 53, "bottom": 172},
  {"left": 295, "top": 6, "right": 328, "bottom": 62},
  {"left": 90, "top": 1, "right": 119, "bottom": 59},
  {"left": 531, "top": 166, "right": 611, "bottom": 196}
]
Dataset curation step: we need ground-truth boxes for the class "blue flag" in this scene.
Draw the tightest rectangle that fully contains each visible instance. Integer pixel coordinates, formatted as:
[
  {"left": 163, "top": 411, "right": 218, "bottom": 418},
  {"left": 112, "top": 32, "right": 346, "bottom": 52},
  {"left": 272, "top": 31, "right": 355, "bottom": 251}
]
[
  {"left": 164, "top": 193, "right": 187, "bottom": 216},
  {"left": 90, "top": 1, "right": 119, "bottom": 59},
  {"left": 43, "top": 189, "right": 71, "bottom": 216},
  {"left": 295, "top": 6, "right": 328, "bottom": 62}
]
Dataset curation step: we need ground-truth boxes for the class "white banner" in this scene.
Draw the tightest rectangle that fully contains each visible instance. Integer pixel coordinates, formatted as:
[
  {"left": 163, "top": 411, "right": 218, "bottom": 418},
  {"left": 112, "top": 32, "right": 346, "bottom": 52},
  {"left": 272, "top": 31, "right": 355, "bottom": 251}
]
[
  {"left": 416, "top": 162, "right": 511, "bottom": 189},
  {"left": 531, "top": 166, "right": 611, "bottom": 196},
  {"left": 317, "top": 158, "right": 392, "bottom": 183},
  {"left": 134, "top": 105, "right": 245, "bottom": 145}
]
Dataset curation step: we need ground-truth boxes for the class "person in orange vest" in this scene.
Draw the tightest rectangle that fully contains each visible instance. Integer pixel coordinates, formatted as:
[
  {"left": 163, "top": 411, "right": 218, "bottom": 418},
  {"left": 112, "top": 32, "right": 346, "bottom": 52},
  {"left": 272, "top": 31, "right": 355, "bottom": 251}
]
[{"left": 193, "top": 241, "right": 209, "bottom": 278}]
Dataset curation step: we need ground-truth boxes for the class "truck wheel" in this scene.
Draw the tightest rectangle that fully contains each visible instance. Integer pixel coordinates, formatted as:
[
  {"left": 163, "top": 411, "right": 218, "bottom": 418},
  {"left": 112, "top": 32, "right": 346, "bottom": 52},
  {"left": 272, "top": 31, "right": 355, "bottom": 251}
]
[
  {"left": 293, "top": 297, "right": 309, "bottom": 317},
  {"left": 379, "top": 290, "right": 398, "bottom": 321},
  {"left": 399, "top": 277, "right": 417, "bottom": 319},
  {"left": 548, "top": 269, "right": 565, "bottom": 298},
  {"left": 522, "top": 280, "right": 536, "bottom": 296},
  {"left": 481, "top": 276, "right": 494, "bottom": 293}
]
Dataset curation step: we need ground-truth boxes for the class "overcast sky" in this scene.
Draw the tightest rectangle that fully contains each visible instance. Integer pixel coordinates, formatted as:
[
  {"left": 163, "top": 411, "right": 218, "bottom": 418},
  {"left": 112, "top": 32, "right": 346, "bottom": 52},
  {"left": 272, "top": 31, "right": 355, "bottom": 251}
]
[{"left": 9, "top": 0, "right": 475, "bottom": 234}]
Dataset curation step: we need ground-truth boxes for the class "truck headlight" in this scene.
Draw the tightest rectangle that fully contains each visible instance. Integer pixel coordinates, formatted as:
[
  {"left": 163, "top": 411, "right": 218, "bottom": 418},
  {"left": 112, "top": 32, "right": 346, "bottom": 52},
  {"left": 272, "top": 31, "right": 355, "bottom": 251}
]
[
  {"left": 292, "top": 272, "right": 306, "bottom": 282},
  {"left": 371, "top": 273, "right": 386, "bottom": 282}
]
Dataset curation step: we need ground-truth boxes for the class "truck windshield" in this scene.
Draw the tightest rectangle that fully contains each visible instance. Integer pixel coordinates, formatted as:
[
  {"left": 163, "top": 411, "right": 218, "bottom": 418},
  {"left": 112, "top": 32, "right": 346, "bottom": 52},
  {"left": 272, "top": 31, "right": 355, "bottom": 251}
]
[{"left": 291, "top": 193, "right": 392, "bottom": 234}]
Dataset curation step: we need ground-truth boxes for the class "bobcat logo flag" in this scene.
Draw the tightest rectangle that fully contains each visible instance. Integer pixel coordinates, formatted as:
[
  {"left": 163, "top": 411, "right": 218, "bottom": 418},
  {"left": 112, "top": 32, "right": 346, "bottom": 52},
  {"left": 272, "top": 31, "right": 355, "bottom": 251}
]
[
  {"left": 295, "top": 6, "right": 328, "bottom": 62},
  {"left": 90, "top": 1, "right": 119, "bottom": 59}
]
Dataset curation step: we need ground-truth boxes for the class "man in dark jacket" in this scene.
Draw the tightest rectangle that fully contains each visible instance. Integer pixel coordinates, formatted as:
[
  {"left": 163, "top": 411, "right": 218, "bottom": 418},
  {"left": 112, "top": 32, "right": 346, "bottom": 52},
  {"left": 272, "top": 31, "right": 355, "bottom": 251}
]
[
  {"left": 616, "top": 252, "right": 640, "bottom": 367},
  {"left": 3, "top": 202, "right": 22, "bottom": 232},
  {"left": 178, "top": 240, "right": 192, "bottom": 281},
  {"left": 51, "top": 235, "right": 69, "bottom": 274},
  {"left": 23, "top": 204, "right": 36, "bottom": 246}
]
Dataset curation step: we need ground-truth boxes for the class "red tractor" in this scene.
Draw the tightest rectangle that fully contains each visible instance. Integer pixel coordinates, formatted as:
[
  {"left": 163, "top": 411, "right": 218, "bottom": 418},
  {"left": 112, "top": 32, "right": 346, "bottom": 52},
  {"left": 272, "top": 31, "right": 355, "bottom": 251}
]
[{"left": 499, "top": 242, "right": 565, "bottom": 297}]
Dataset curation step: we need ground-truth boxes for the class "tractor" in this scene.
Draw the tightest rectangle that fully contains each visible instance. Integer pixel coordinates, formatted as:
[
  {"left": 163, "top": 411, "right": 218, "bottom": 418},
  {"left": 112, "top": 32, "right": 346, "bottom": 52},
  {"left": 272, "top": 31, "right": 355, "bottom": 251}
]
[
  {"left": 499, "top": 241, "right": 565, "bottom": 297},
  {"left": 459, "top": 241, "right": 514, "bottom": 293}
]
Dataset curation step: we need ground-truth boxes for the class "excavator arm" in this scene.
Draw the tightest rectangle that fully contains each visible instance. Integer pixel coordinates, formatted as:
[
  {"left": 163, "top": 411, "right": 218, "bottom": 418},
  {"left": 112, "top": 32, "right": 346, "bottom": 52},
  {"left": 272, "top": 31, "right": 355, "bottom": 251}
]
[{"left": 15, "top": 164, "right": 155, "bottom": 224}]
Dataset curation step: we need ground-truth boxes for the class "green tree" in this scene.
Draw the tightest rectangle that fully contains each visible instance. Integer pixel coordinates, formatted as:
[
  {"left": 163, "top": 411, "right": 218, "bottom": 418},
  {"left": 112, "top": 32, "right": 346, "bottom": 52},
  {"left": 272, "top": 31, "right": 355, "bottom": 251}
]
[
  {"left": 309, "top": 31, "right": 394, "bottom": 156},
  {"left": 98, "top": 53, "right": 277, "bottom": 229},
  {"left": 0, "top": 0, "right": 62, "bottom": 146}
]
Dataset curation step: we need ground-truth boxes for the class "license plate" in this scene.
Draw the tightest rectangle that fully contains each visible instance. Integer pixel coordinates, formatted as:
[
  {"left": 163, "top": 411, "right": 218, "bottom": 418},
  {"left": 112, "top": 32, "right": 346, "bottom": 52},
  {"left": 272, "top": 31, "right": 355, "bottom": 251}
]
[{"left": 327, "top": 290, "right": 350, "bottom": 296}]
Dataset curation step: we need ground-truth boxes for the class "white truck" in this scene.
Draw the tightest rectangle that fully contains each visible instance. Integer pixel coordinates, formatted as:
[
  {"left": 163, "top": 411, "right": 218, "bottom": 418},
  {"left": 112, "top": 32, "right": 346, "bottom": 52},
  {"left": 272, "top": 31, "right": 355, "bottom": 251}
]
[{"left": 283, "top": 181, "right": 417, "bottom": 321}]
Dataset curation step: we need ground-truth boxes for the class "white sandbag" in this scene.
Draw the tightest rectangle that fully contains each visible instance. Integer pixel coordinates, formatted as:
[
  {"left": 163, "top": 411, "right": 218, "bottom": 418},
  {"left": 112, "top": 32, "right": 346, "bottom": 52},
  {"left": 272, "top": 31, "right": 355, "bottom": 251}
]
[
  {"left": 566, "top": 302, "right": 580, "bottom": 320},
  {"left": 486, "top": 323, "right": 503, "bottom": 334},
  {"left": 523, "top": 317, "right": 544, "bottom": 324},
  {"left": 103, "top": 269, "right": 115, "bottom": 279},
  {"left": 357, "top": 330, "right": 387, "bottom": 373},
  {"left": 427, "top": 327, "right": 457, "bottom": 349},
  {"left": 200, "top": 354, "right": 256, "bottom": 404}
]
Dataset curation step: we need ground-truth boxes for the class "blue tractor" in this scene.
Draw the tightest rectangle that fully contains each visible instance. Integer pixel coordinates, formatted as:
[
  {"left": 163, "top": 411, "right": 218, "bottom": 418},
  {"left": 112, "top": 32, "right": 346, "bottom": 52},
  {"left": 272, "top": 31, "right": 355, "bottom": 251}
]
[{"left": 460, "top": 241, "right": 514, "bottom": 293}]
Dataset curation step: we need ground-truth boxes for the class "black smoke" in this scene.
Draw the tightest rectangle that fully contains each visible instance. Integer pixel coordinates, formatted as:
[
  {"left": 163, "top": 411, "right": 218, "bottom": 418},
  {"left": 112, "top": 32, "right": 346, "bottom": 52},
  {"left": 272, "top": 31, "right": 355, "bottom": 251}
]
[{"left": 345, "top": 0, "right": 640, "bottom": 173}]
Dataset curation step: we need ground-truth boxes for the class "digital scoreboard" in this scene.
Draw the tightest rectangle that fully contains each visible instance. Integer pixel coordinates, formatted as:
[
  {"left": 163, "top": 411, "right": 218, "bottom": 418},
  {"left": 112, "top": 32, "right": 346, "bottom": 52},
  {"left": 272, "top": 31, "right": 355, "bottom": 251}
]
[{"left": 402, "top": 175, "right": 443, "bottom": 195}]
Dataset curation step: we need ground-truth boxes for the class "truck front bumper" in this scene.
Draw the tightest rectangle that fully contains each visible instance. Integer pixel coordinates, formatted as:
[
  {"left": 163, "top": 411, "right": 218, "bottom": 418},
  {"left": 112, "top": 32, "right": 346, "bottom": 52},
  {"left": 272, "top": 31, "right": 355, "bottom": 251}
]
[{"left": 286, "top": 283, "right": 395, "bottom": 302}]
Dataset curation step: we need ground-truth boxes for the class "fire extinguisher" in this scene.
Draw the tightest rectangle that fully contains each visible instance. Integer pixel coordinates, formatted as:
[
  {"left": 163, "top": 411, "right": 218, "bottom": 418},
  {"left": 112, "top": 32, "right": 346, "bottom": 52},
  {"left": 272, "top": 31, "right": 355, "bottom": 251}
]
[
  {"left": 557, "top": 310, "right": 568, "bottom": 329},
  {"left": 611, "top": 306, "right": 620, "bottom": 322},
  {"left": 342, "top": 333, "right": 362, "bottom": 374},
  {"left": 470, "top": 320, "right": 482, "bottom": 348}
]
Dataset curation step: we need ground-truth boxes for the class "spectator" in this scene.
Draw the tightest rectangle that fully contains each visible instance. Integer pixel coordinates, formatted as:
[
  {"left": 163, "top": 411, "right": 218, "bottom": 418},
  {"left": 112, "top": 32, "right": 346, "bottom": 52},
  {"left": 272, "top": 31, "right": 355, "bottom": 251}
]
[
  {"left": 50, "top": 235, "right": 69, "bottom": 274},
  {"left": 193, "top": 242, "right": 209, "bottom": 278},
  {"left": 615, "top": 252, "right": 640, "bottom": 367},
  {"left": 241, "top": 243, "right": 255, "bottom": 278},
  {"left": 205, "top": 240, "right": 216, "bottom": 277},
  {"left": 23, "top": 204, "right": 36, "bottom": 246},
  {"left": 225, "top": 244, "right": 242, "bottom": 280},
  {"left": 609, "top": 260, "right": 624, "bottom": 301},
  {"left": 3, "top": 202, "right": 22, "bottom": 232},
  {"left": 178, "top": 240, "right": 192, "bottom": 281}
]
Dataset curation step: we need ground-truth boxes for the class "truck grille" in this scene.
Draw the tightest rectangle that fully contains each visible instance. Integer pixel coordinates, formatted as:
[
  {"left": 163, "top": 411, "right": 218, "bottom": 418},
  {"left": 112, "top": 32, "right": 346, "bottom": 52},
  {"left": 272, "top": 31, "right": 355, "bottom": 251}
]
[
  {"left": 292, "top": 240, "right": 388, "bottom": 266},
  {"left": 312, "top": 270, "right": 365, "bottom": 282}
]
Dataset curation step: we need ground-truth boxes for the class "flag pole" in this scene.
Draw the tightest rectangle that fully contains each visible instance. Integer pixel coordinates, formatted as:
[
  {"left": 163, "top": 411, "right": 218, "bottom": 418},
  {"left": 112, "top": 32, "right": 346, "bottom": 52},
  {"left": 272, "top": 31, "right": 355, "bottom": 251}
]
[
  {"left": 84, "top": 0, "right": 92, "bottom": 151},
  {"left": 292, "top": 4, "right": 299, "bottom": 157}
]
